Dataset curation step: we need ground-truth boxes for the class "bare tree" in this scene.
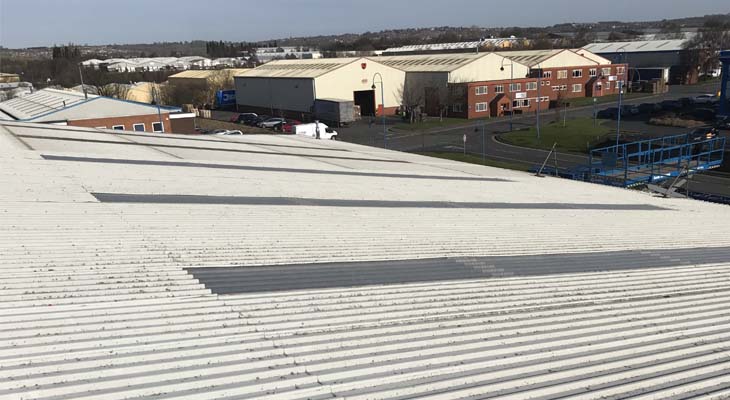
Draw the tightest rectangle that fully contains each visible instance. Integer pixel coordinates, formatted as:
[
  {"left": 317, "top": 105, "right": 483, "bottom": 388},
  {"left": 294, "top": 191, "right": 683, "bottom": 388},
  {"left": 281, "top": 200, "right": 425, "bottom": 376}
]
[
  {"left": 683, "top": 19, "right": 730, "bottom": 77},
  {"left": 397, "top": 81, "right": 425, "bottom": 124},
  {"left": 97, "top": 83, "right": 130, "bottom": 100},
  {"left": 204, "top": 69, "right": 235, "bottom": 104}
]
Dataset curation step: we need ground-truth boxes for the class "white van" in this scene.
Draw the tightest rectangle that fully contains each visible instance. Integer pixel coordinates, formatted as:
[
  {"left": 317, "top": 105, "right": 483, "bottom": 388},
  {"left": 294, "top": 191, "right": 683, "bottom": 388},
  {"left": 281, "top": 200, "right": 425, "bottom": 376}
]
[{"left": 293, "top": 122, "right": 338, "bottom": 140}]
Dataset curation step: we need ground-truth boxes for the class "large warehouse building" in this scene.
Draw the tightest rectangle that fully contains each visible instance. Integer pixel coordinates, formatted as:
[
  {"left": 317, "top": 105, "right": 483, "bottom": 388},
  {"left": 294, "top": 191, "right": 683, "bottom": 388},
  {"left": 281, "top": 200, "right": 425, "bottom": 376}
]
[
  {"left": 582, "top": 39, "right": 694, "bottom": 85},
  {"left": 234, "top": 58, "right": 405, "bottom": 119},
  {"left": 235, "top": 49, "right": 625, "bottom": 120}
]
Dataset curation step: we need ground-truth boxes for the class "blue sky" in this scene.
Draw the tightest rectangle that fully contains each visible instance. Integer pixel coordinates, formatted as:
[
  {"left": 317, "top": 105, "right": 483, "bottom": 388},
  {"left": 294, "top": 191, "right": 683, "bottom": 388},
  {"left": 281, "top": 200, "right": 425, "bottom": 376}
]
[{"left": 1, "top": 0, "right": 728, "bottom": 48}]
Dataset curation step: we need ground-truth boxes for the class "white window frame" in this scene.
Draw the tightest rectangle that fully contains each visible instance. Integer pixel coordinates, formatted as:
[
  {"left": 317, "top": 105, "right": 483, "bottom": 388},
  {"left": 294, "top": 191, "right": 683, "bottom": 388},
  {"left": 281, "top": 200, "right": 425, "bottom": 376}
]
[
  {"left": 572, "top": 84, "right": 582, "bottom": 93},
  {"left": 617, "top": 66, "right": 625, "bottom": 75},
  {"left": 526, "top": 82, "right": 537, "bottom": 91},
  {"left": 540, "top": 96, "right": 550, "bottom": 102},
  {"left": 132, "top": 123, "right": 145, "bottom": 132},
  {"left": 494, "top": 84, "right": 504, "bottom": 93},
  {"left": 112, "top": 125, "right": 125, "bottom": 130},
  {"left": 560, "top": 85, "right": 567, "bottom": 91},
  {"left": 152, "top": 122, "right": 164, "bottom": 133},
  {"left": 512, "top": 99, "right": 530, "bottom": 108},
  {"left": 602, "top": 67, "right": 611, "bottom": 76},
  {"left": 572, "top": 69, "right": 583, "bottom": 78},
  {"left": 542, "top": 71, "right": 552, "bottom": 78},
  {"left": 509, "top": 83, "right": 521, "bottom": 92},
  {"left": 475, "top": 102, "right": 488, "bottom": 112},
  {"left": 552, "top": 86, "right": 560, "bottom": 91},
  {"left": 605, "top": 82, "right": 611, "bottom": 90},
  {"left": 589, "top": 68, "right": 597, "bottom": 77},
  {"left": 475, "top": 86, "right": 488, "bottom": 95},
  {"left": 558, "top": 70, "right": 568, "bottom": 79}
]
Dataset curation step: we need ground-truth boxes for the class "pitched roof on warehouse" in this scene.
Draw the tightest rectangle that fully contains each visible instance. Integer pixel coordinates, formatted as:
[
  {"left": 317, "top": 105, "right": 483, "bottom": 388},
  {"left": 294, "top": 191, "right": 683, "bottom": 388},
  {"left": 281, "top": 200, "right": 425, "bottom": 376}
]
[
  {"left": 2, "top": 120, "right": 730, "bottom": 399},
  {"left": 583, "top": 39, "right": 688, "bottom": 53},
  {"left": 0, "top": 88, "right": 180, "bottom": 122},
  {"left": 236, "top": 57, "right": 363, "bottom": 78}
]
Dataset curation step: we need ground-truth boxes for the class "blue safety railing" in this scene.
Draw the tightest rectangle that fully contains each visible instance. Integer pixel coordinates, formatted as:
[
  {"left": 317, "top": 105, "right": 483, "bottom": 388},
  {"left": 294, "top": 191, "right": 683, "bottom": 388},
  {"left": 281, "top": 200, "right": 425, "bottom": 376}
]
[{"left": 586, "top": 133, "right": 726, "bottom": 187}]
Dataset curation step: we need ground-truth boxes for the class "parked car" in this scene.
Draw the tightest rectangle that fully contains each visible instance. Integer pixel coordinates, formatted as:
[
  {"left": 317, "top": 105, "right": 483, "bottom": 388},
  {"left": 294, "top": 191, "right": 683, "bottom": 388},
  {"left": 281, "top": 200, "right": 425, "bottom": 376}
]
[
  {"left": 693, "top": 94, "right": 718, "bottom": 105},
  {"left": 690, "top": 108, "right": 716, "bottom": 121},
  {"left": 293, "top": 122, "right": 338, "bottom": 140},
  {"left": 275, "top": 119, "right": 302, "bottom": 133},
  {"left": 637, "top": 103, "right": 661, "bottom": 114},
  {"left": 659, "top": 100, "right": 682, "bottom": 111},
  {"left": 258, "top": 117, "right": 287, "bottom": 129},
  {"left": 248, "top": 115, "right": 271, "bottom": 126},
  {"left": 209, "top": 129, "right": 229, "bottom": 135},
  {"left": 223, "top": 130, "right": 243, "bottom": 135},
  {"left": 621, "top": 104, "right": 640, "bottom": 116},
  {"left": 230, "top": 113, "right": 258, "bottom": 124},
  {"left": 689, "top": 126, "right": 719, "bottom": 142},
  {"left": 596, "top": 107, "right": 618, "bottom": 119}
]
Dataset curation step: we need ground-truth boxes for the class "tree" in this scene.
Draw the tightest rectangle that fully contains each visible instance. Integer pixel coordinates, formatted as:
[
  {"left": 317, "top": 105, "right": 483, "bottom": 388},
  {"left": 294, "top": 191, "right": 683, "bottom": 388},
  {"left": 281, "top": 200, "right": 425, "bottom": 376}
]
[
  {"left": 683, "top": 18, "right": 730, "bottom": 77},
  {"left": 397, "top": 81, "right": 425, "bottom": 124}
]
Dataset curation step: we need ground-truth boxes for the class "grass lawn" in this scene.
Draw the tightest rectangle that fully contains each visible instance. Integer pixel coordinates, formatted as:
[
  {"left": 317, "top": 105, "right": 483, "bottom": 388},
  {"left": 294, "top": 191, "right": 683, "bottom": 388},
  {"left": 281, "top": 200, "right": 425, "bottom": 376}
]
[
  {"left": 416, "top": 151, "right": 530, "bottom": 171},
  {"left": 394, "top": 117, "right": 489, "bottom": 132},
  {"left": 498, "top": 117, "right": 612, "bottom": 153},
  {"left": 566, "top": 92, "right": 649, "bottom": 108}
]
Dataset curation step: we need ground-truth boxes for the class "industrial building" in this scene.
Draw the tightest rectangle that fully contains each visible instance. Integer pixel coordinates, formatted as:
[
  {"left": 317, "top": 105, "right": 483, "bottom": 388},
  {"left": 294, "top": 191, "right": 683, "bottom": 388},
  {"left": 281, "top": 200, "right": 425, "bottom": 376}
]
[
  {"left": 582, "top": 39, "right": 695, "bottom": 85},
  {"left": 0, "top": 88, "right": 195, "bottom": 133},
  {"left": 233, "top": 49, "right": 624, "bottom": 120},
  {"left": 381, "top": 37, "right": 527, "bottom": 55},
  {"left": 234, "top": 57, "right": 406, "bottom": 118},
  {"left": 3, "top": 119, "right": 730, "bottom": 399}
]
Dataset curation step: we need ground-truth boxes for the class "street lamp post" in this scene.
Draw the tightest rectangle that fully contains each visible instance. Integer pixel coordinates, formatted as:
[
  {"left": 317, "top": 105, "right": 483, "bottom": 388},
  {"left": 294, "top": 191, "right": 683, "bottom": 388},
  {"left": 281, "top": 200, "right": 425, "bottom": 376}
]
[
  {"left": 371, "top": 73, "right": 387, "bottom": 149},
  {"left": 616, "top": 48, "right": 627, "bottom": 147},
  {"left": 593, "top": 97, "right": 597, "bottom": 127},
  {"left": 500, "top": 57, "right": 514, "bottom": 132},
  {"left": 536, "top": 63, "right": 541, "bottom": 141}
]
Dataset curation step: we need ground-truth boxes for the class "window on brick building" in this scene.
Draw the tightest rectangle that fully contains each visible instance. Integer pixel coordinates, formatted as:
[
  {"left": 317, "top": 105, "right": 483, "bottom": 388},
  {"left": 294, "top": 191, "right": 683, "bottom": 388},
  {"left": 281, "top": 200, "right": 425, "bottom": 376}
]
[
  {"left": 133, "top": 123, "right": 145, "bottom": 132},
  {"left": 542, "top": 71, "right": 552, "bottom": 78},
  {"left": 558, "top": 70, "right": 568, "bottom": 79},
  {"left": 572, "top": 84, "right": 582, "bottom": 92},
  {"left": 602, "top": 67, "right": 611, "bottom": 76},
  {"left": 509, "top": 83, "right": 521, "bottom": 92},
  {"left": 495, "top": 85, "right": 504, "bottom": 93},
  {"left": 475, "top": 102, "right": 488, "bottom": 112},
  {"left": 589, "top": 68, "right": 597, "bottom": 77},
  {"left": 475, "top": 86, "right": 488, "bottom": 95},
  {"left": 152, "top": 122, "right": 163, "bottom": 132},
  {"left": 526, "top": 82, "right": 537, "bottom": 90},
  {"left": 572, "top": 70, "right": 583, "bottom": 78},
  {"left": 112, "top": 125, "right": 124, "bottom": 130},
  {"left": 617, "top": 66, "right": 625, "bottom": 75}
]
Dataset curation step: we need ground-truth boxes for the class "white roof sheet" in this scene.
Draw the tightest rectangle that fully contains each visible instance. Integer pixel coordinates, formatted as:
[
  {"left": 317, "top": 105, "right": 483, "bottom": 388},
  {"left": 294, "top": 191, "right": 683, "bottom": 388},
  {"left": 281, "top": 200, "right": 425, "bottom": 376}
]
[
  {"left": 374, "top": 53, "right": 489, "bottom": 72},
  {"left": 583, "top": 39, "right": 688, "bottom": 54},
  {"left": 1, "top": 121, "right": 730, "bottom": 399},
  {"left": 0, "top": 88, "right": 93, "bottom": 120},
  {"left": 236, "top": 57, "right": 360, "bottom": 78},
  {"left": 383, "top": 37, "right": 522, "bottom": 53}
]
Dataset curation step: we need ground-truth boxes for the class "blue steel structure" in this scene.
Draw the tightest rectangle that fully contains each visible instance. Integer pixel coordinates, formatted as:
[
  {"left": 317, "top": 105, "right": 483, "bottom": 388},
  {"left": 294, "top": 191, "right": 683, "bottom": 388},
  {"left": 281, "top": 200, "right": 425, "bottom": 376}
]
[
  {"left": 586, "top": 134, "right": 725, "bottom": 187},
  {"left": 720, "top": 50, "right": 730, "bottom": 117}
]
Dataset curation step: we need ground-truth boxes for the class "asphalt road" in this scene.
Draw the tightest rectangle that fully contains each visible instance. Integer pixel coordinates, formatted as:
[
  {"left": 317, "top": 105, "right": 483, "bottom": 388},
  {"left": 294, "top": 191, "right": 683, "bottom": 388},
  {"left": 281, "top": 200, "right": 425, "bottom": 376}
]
[{"left": 337, "top": 81, "right": 730, "bottom": 198}]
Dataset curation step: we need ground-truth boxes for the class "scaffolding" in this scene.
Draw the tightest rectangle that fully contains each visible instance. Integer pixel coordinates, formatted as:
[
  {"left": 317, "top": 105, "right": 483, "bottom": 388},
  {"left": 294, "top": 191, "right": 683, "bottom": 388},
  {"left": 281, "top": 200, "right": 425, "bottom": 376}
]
[{"left": 586, "top": 134, "right": 726, "bottom": 188}]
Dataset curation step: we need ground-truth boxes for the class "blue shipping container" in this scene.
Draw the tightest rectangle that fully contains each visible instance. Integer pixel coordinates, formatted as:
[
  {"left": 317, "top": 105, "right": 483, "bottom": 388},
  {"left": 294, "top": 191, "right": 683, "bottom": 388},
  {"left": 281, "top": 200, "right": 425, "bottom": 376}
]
[{"left": 215, "top": 90, "right": 236, "bottom": 108}]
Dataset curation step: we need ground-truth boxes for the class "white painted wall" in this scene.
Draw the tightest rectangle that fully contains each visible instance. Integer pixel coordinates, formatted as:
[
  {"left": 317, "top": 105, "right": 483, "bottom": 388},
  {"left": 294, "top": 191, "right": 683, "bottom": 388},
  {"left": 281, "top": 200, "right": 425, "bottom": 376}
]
[
  {"left": 315, "top": 59, "right": 406, "bottom": 109},
  {"left": 450, "top": 53, "right": 530, "bottom": 83}
]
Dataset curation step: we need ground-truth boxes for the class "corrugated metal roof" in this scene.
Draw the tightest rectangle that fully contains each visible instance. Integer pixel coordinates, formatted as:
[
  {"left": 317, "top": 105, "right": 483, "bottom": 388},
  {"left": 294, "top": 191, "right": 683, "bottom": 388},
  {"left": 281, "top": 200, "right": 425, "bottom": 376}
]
[
  {"left": 383, "top": 37, "right": 523, "bottom": 53},
  {"left": 2, "top": 120, "right": 730, "bottom": 399},
  {"left": 583, "top": 39, "right": 688, "bottom": 54},
  {"left": 0, "top": 88, "right": 93, "bottom": 120},
  {"left": 374, "top": 53, "right": 488, "bottom": 72},
  {"left": 495, "top": 49, "right": 566, "bottom": 67},
  {"left": 237, "top": 58, "right": 360, "bottom": 78}
]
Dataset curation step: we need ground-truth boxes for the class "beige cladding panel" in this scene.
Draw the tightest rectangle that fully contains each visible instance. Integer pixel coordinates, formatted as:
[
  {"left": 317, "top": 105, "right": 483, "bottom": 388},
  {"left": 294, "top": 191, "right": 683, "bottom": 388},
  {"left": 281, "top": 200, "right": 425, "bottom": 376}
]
[
  {"left": 314, "top": 60, "right": 406, "bottom": 109},
  {"left": 235, "top": 77, "right": 315, "bottom": 113},
  {"left": 450, "top": 53, "right": 530, "bottom": 83},
  {"left": 537, "top": 50, "right": 599, "bottom": 68}
]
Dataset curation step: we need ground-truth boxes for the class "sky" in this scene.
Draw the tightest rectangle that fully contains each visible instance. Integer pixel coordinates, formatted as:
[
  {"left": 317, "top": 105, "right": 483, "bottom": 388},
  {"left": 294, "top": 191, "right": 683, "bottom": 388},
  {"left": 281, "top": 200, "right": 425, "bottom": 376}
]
[{"left": 0, "top": 0, "right": 728, "bottom": 48}]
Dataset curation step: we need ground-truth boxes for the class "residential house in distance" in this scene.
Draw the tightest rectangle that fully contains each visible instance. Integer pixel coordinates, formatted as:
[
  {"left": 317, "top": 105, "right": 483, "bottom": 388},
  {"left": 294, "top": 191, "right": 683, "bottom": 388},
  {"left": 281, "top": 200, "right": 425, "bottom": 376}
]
[{"left": 0, "top": 88, "right": 195, "bottom": 133}]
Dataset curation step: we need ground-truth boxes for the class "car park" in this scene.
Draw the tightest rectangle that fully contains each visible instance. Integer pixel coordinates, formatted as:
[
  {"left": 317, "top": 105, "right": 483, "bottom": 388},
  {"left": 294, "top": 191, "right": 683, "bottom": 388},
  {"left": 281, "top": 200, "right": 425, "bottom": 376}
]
[
  {"left": 275, "top": 119, "right": 302, "bottom": 133},
  {"left": 690, "top": 108, "right": 716, "bottom": 121},
  {"left": 248, "top": 115, "right": 271, "bottom": 126},
  {"left": 258, "top": 117, "right": 287, "bottom": 129}
]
